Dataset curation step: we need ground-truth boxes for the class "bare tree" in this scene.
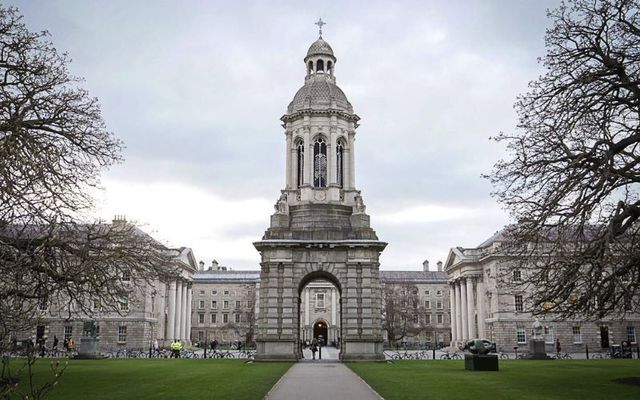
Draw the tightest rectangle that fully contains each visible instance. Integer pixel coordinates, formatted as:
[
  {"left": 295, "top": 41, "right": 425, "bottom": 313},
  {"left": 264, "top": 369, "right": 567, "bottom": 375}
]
[
  {"left": 226, "top": 286, "right": 257, "bottom": 346},
  {"left": 488, "top": 0, "right": 640, "bottom": 319},
  {"left": 0, "top": 6, "right": 176, "bottom": 346},
  {"left": 382, "top": 283, "right": 427, "bottom": 347}
]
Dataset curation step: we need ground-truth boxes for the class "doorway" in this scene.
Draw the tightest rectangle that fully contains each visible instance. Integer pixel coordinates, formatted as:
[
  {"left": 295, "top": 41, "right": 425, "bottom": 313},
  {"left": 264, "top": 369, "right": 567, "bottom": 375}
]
[
  {"left": 313, "top": 320, "right": 328, "bottom": 345},
  {"left": 600, "top": 326, "right": 610, "bottom": 348}
]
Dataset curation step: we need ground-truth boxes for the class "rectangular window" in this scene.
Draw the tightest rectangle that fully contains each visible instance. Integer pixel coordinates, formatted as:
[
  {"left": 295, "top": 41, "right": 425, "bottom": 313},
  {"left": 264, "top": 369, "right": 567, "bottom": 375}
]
[
  {"left": 198, "top": 300, "right": 205, "bottom": 309},
  {"left": 235, "top": 300, "right": 241, "bottom": 308},
  {"left": 235, "top": 313, "right": 241, "bottom": 323},
  {"left": 64, "top": 326, "right": 73, "bottom": 341},
  {"left": 516, "top": 327, "right": 526, "bottom": 343},
  {"left": 425, "top": 314, "right": 431, "bottom": 324},
  {"left": 92, "top": 299, "right": 101, "bottom": 311},
  {"left": 247, "top": 300, "right": 253, "bottom": 308},
  {"left": 119, "top": 297, "right": 129, "bottom": 312},
  {"left": 572, "top": 326, "right": 582, "bottom": 344},
  {"left": 211, "top": 313, "right": 217, "bottom": 323},
  {"left": 117, "top": 326, "right": 127, "bottom": 342},
  {"left": 627, "top": 326, "right": 636, "bottom": 344},
  {"left": 223, "top": 290, "right": 229, "bottom": 296},
  {"left": 424, "top": 290, "right": 430, "bottom": 296},
  {"left": 424, "top": 300, "right": 431, "bottom": 308},
  {"left": 513, "top": 269, "right": 522, "bottom": 282},
  {"left": 316, "top": 293, "right": 325, "bottom": 308},
  {"left": 544, "top": 326, "right": 554, "bottom": 344},
  {"left": 437, "top": 314, "right": 443, "bottom": 324},
  {"left": 514, "top": 295, "right": 523, "bottom": 312},
  {"left": 38, "top": 296, "right": 48, "bottom": 311},
  {"left": 436, "top": 301, "right": 443, "bottom": 309},
  {"left": 212, "top": 300, "right": 217, "bottom": 309},
  {"left": 198, "top": 314, "right": 204, "bottom": 324},
  {"left": 436, "top": 290, "right": 443, "bottom": 296},
  {"left": 211, "top": 290, "right": 217, "bottom": 295},
  {"left": 223, "top": 300, "right": 229, "bottom": 309},
  {"left": 199, "top": 290, "right": 205, "bottom": 295},
  {"left": 198, "top": 331, "right": 204, "bottom": 342},
  {"left": 223, "top": 314, "right": 229, "bottom": 323},
  {"left": 122, "top": 270, "right": 131, "bottom": 282}
]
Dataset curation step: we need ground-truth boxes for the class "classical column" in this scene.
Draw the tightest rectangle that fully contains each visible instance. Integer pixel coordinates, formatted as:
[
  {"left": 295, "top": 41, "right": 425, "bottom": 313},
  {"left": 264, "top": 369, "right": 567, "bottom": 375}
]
[
  {"left": 331, "top": 287, "right": 337, "bottom": 325},
  {"left": 175, "top": 280, "right": 182, "bottom": 340},
  {"left": 449, "top": 283, "right": 457, "bottom": 343},
  {"left": 329, "top": 130, "right": 337, "bottom": 185},
  {"left": 180, "top": 283, "right": 188, "bottom": 340},
  {"left": 477, "top": 278, "right": 486, "bottom": 338},
  {"left": 455, "top": 281, "right": 463, "bottom": 343},
  {"left": 466, "top": 277, "right": 476, "bottom": 339},
  {"left": 285, "top": 132, "right": 292, "bottom": 188},
  {"left": 167, "top": 281, "right": 177, "bottom": 340},
  {"left": 305, "top": 287, "right": 310, "bottom": 326},
  {"left": 348, "top": 133, "right": 355, "bottom": 188},
  {"left": 304, "top": 128, "right": 312, "bottom": 186},
  {"left": 460, "top": 278, "right": 468, "bottom": 342},
  {"left": 186, "top": 285, "right": 192, "bottom": 343}
]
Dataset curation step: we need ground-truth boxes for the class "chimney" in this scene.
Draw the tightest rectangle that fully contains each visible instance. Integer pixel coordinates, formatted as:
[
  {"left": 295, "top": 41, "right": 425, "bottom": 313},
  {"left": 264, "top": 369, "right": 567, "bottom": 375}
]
[
  {"left": 422, "top": 259, "right": 430, "bottom": 272},
  {"left": 437, "top": 261, "right": 443, "bottom": 272},
  {"left": 112, "top": 215, "right": 127, "bottom": 226},
  {"left": 198, "top": 260, "right": 205, "bottom": 271},
  {"left": 212, "top": 260, "right": 219, "bottom": 270}
]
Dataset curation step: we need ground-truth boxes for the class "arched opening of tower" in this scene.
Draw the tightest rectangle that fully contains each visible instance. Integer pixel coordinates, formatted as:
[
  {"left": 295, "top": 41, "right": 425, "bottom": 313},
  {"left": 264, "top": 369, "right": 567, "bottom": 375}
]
[
  {"left": 313, "top": 137, "right": 327, "bottom": 187},
  {"left": 299, "top": 276, "right": 341, "bottom": 359}
]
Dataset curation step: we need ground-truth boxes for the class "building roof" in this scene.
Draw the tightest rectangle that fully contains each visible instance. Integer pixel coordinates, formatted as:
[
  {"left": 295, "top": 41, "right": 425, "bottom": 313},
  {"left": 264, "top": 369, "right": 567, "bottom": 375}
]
[
  {"left": 193, "top": 270, "right": 260, "bottom": 282},
  {"left": 287, "top": 76, "right": 353, "bottom": 114},
  {"left": 306, "top": 37, "right": 335, "bottom": 59},
  {"left": 379, "top": 270, "right": 448, "bottom": 284}
]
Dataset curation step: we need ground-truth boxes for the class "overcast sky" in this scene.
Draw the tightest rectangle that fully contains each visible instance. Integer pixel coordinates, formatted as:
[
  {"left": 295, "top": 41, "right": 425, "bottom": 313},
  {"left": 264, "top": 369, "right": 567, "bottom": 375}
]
[{"left": 10, "top": 0, "right": 562, "bottom": 271}]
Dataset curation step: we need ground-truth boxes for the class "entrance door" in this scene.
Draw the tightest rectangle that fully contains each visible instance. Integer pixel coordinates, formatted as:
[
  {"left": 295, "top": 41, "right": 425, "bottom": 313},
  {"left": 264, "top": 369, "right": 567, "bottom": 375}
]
[
  {"left": 313, "top": 321, "right": 328, "bottom": 346},
  {"left": 600, "top": 326, "right": 610, "bottom": 348}
]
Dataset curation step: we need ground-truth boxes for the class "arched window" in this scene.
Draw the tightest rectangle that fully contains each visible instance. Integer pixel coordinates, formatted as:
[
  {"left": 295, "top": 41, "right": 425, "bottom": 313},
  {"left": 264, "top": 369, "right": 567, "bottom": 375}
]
[
  {"left": 336, "top": 141, "right": 344, "bottom": 188},
  {"left": 308, "top": 61, "right": 313, "bottom": 75},
  {"left": 313, "top": 137, "right": 327, "bottom": 187},
  {"left": 296, "top": 141, "right": 304, "bottom": 188},
  {"left": 327, "top": 61, "right": 333, "bottom": 74},
  {"left": 317, "top": 59, "right": 324, "bottom": 73}
]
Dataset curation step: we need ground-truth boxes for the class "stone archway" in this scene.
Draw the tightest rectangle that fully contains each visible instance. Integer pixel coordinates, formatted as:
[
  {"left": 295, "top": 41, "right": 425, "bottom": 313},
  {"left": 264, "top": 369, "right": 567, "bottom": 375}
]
[{"left": 254, "top": 232, "right": 386, "bottom": 361}]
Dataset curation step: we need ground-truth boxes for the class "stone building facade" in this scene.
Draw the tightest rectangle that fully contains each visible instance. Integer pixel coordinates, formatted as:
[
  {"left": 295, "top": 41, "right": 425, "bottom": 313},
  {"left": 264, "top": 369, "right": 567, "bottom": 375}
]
[
  {"left": 445, "top": 230, "right": 640, "bottom": 353},
  {"left": 27, "top": 244, "right": 197, "bottom": 351}
]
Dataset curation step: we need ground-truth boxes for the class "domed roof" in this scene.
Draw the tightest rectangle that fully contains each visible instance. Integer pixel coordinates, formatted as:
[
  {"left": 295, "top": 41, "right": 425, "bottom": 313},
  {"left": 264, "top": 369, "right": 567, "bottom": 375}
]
[
  {"left": 287, "top": 77, "right": 353, "bottom": 114},
  {"left": 306, "top": 37, "right": 335, "bottom": 59}
]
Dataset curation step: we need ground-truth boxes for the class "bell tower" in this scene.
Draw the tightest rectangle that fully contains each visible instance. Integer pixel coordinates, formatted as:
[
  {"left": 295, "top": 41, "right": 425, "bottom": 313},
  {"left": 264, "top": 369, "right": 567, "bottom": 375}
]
[{"left": 254, "top": 21, "right": 386, "bottom": 361}]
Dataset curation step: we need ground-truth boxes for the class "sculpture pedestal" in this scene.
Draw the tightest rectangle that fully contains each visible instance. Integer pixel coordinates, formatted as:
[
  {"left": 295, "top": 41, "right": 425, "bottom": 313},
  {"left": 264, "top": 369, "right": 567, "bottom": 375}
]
[
  {"left": 75, "top": 337, "right": 105, "bottom": 359},
  {"left": 527, "top": 339, "right": 550, "bottom": 360},
  {"left": 465, "top": 354, "right": 499, "bottom": 371}
]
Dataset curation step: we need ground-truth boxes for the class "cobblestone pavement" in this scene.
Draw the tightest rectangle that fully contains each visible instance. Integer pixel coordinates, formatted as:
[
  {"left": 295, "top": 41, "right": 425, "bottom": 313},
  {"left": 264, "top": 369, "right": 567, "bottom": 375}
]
[{"left": 265, "top": 362, "right": 382, "bottom": 400}]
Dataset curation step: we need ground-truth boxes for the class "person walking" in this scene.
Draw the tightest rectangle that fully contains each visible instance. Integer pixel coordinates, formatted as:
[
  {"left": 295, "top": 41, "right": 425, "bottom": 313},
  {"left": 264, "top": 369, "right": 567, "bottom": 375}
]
[
  {"left": 52, "top": 335, "right": 59, "bottom": 350},
  {"left": 170, "top": 339, "right": 181, "bottom": 358},
  {"left": 311, "top": 339, "right": 318, "bottom": 360},
  {"left": 555, "top": 339, "right": 561, "bottom": 357},
  {"left": 66, "top": 337, "right": 74, "bottom": 355}
]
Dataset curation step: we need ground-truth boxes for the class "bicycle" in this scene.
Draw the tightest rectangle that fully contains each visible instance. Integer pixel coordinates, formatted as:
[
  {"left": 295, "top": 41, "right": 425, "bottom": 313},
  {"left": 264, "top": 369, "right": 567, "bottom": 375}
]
[
  {"left": 552, "top": 352, "right": 572, "bottom": 359},
  {"left": 440, "top": 351, "right": 462, "bottom": 360},
  {"left": 591, "top": 351, "right": 611, "bottom": 359},
  {"left": 498, "top": 352, "right": 509, "bottom": 359},
  {"left": 211, "top": 350, "right": 235, "bottom": 359}
]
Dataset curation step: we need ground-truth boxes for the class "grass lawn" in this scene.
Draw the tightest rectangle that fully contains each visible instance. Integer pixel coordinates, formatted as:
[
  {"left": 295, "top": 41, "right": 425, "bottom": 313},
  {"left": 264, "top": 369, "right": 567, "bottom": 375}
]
[
  {"left": 6, "top": 358, "right": 292, "bottom": 400},
  {"left": 348, "top": 359, "right": 640, "bottom": 400}
]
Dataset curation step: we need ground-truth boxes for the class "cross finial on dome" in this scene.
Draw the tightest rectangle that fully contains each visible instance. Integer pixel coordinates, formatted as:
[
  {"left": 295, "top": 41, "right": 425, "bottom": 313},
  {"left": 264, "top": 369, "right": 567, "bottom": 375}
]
[{"left": 315, "top": 18, "right": 326, "bottom": 37}]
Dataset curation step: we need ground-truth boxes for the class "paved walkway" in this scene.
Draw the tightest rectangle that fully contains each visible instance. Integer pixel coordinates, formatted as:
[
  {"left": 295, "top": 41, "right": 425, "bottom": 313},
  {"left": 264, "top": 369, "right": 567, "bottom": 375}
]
[{"left": 265, "top": 362, "right": 383, "bottom": 400}]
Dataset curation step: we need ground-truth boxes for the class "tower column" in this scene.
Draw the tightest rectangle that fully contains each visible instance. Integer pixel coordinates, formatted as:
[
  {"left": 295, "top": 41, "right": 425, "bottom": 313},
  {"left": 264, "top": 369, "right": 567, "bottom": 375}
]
[
  {"left": 305, "top": 287, "right": 310, "bottom": 326},
  {"left": 329, "top": 129, "right": 337, "bottom": 185},
  {"left": 285, "top": 132, "right": 293, "bottom": 188},
  {"left": 331, "top": 287, "right": 337, "bottom": 325},
  {"left": 348, "top": 133, "right": 355, "bottom": 188},
  {"left": 186, "top": 285, "right": 192, "bottom": 343},
  {"left": 304, "top": 128, "right": 312, "bottom": 186}
]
